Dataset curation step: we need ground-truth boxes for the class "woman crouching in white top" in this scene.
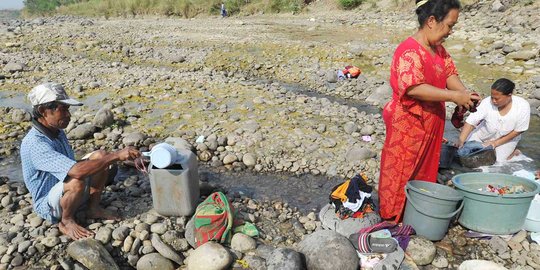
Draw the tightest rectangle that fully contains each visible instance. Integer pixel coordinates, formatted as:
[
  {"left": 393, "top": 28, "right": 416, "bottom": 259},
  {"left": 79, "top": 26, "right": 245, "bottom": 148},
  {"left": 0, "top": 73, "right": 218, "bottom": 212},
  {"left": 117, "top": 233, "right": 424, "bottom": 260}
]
[{"left": 457, "top": 78, "right": 530, "bottom": 162}]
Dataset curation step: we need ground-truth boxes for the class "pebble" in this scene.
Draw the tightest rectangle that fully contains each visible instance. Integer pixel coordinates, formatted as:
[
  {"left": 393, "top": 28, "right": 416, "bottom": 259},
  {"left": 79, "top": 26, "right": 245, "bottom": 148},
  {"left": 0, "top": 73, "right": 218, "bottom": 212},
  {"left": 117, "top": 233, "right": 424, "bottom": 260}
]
[
  {"left": 150, "top": 223, "right": 167, "bottom": 234},
  {"left": 41, "top": 237, "right": 60, "bottom": 248}
]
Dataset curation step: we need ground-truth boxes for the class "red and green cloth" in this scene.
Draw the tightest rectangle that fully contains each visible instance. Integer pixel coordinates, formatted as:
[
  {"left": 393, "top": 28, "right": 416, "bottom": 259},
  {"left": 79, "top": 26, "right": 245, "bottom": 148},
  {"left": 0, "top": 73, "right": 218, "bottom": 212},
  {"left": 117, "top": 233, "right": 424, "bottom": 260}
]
[{"left": 194, "top": 192, "right": 258, "bottom": 247}]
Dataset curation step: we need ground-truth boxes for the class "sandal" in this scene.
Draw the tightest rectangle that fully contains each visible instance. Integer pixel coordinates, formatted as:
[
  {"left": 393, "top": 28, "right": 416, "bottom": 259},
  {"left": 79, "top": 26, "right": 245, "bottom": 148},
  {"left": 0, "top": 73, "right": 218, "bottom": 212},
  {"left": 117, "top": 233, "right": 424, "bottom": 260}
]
[{"left": 349, "top": 231, "right": 398, "bottom": 253}]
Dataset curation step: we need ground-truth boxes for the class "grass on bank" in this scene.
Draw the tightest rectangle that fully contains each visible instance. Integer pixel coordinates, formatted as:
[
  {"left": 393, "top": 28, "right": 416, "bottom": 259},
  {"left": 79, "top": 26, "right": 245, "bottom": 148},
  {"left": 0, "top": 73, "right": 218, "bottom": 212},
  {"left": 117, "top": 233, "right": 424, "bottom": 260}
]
[
  {"left": 21, "top": 0, "right": 484, "bottom": 17},
  {"left": 22, "top": 0, "right": 312, "bottom": 18}
]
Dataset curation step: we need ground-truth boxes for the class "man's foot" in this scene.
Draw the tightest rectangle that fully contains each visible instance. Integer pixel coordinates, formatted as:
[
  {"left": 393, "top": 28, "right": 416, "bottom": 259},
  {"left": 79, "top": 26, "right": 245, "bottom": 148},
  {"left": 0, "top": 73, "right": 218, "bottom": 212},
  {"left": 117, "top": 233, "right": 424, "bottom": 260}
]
[
  {"left": 59, "top": 219, "right": 94, "bottom": 240},
  {"left": 507, "top": 149, "right": 522, "bottom": 160},
  {"left": 87, "top": 207, "right": 121, "bottom": 221}
]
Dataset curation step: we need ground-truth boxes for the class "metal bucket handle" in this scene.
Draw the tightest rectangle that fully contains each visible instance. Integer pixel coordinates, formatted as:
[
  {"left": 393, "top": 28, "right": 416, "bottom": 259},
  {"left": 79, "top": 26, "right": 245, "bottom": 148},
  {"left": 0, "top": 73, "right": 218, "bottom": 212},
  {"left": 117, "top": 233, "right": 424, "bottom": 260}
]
[{"left": 405, "top": 185, "right": 464, "bottom": 219}]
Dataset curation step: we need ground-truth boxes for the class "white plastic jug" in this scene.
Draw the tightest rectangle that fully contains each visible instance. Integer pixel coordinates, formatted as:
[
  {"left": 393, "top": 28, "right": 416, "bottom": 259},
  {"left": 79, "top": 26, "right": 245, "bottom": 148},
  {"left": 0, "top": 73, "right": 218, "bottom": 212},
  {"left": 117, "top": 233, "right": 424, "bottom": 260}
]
[{"left": 144, "top": 143, "right": 179, "bottom": 169}]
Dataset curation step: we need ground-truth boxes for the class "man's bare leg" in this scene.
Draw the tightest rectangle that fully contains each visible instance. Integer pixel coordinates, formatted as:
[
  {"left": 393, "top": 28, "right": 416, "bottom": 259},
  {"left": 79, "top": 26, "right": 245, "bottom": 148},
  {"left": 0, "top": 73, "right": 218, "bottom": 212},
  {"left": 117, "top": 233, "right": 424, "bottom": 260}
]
[
  {"left": 59, "top": 178, "right": 94, "bottom": 240},
  {"left": 507, "top": 149, "right": 522, "bottom": 160},
  {"left": 85, "top": 150, "right": 120, "bottom": 221}
]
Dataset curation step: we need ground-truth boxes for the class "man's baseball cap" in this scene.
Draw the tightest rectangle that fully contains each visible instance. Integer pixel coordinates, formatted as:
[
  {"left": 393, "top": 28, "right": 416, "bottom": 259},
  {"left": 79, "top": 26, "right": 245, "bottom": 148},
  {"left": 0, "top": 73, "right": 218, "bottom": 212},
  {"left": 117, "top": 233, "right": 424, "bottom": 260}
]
[{"left": 28, "top": 83, "right": 82, "bottom": 106}]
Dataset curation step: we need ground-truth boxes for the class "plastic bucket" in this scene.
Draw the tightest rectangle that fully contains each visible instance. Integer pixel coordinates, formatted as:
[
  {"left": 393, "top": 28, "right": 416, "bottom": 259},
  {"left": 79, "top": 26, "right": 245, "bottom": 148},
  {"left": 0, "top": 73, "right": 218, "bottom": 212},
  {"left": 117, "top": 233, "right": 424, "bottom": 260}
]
[
  {"left": 148, "top": 143, "right": 178, "bottom": 169},
  {"left": 452, "top": 173, "right": 540, "bottom": 234},
  {"left": 524, "top": 200, "right": 540, "bottom": 232},
  {"left": 439, "top": 143, "right": 457, "bottom": 169},
  {"left": 403, "top": 181, "right": 464, "bottom": 241}
]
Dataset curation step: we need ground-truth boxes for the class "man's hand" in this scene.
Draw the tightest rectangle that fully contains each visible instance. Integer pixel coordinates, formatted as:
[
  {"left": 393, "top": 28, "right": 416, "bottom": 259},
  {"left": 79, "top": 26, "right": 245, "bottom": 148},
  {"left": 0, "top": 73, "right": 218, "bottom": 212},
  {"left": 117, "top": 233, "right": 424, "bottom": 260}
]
[{"left": 116, "top": 146, "right": 141, "bottom": 161}]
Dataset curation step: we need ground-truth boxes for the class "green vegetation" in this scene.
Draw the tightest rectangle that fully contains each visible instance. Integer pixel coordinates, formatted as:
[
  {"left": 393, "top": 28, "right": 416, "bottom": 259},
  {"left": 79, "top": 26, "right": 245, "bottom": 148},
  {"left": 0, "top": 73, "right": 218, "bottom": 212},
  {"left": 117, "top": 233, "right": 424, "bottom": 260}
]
[
  {"left": 337, "top": 0, "right": 363, "bottom": 10},
  {"left": 21, "top": 0, "right": 482, "bottom": 17},
  {"left": 22, "top": 0, "right": 312, "bottom": 17}
]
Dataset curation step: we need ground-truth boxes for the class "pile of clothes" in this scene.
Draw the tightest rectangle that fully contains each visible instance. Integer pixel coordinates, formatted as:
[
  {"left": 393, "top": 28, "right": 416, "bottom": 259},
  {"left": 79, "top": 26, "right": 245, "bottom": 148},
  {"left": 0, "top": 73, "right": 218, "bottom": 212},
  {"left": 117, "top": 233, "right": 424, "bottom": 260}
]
[
  {"left": 482, "top": 184, "right": 525, "bottom": 195},
  {"left": 329, "top": 173, "right": 375, "bottom": 219}
]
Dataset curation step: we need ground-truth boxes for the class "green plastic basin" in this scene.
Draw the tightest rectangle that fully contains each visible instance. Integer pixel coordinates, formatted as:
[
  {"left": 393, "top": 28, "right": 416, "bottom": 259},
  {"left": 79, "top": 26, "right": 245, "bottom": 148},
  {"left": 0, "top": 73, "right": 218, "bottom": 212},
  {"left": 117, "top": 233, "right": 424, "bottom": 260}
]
[{"left": 452, "top": 173, "right": 540, "bottom": 234}]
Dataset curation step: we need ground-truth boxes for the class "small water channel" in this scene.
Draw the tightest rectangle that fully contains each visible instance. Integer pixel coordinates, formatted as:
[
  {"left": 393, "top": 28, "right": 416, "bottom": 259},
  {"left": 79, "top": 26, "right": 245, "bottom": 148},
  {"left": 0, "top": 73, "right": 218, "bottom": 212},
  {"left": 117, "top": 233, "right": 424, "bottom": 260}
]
[{"left": 1, "top": 80, "right": 539, "bottom": 212}]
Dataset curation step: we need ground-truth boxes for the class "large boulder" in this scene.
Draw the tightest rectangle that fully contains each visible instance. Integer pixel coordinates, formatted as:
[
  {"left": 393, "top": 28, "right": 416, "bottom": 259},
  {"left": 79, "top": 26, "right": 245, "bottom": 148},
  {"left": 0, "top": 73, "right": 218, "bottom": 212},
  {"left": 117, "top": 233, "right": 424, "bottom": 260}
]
[
  {"left": 319, "top": 204, "right": 380, "bottom": 237},
  {"left": 122, "top": 132, "right": 146, "bottom": 146},
  {"left": 298, "top": 230, "right": 358, "bottom": 270},
  {"left": 506, "top": 50, "right": 538, "bottom": 61},
  {"left": 11, "top": 109, "right": 30, "bottom": 123},
  {"left": 136, "top": 253, "right": 174, "bottom": 270},
  {"left": 345, "top": 146, "right": 376, "bottom": 162},
  {"left": 67, "top": 239, "right": 119, "bottom": 270},
  {"left": 68, "top": 123, "right": 97, "bottom": 140},
  {"left": 230, "top": 233, "right": 256, "bottom": 252},
  {"left": 165, "top": 137, "right": 193, "bottom": 151},
  {"left": 3, "top": 62, "right": 25, "bottom": 73},
  {"left": 185, "top": 242, "right": 233, "bottom": 270},
  {"left": 266, "top": 248, "right": 303, "bottom": 270},
  {"left": 326, "top": 70, "right": 338, "bottom": 83},
  {"left": 92, "top": 107, "right": 114, "bottom": 128},
  {"left": 366, "top": 83, "right": 392, "bottom": 106},
  {"left": 185, "top": 217, "right": 196, "bottom": 248}
]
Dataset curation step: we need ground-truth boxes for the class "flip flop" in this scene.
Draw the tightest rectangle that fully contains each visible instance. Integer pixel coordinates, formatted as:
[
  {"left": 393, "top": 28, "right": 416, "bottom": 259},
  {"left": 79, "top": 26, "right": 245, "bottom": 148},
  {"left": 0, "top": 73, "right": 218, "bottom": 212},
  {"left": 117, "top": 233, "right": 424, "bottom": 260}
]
[{"left": 349, "top": 232, "right": 398, "bottom": 253}]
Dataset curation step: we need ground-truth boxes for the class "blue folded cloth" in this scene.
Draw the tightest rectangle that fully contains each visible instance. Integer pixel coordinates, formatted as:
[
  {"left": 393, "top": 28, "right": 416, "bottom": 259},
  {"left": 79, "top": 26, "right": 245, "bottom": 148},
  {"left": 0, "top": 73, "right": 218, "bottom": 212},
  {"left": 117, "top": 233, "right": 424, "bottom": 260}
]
[{"left": 457, "top": 141, "right": 494, "bottom": 157}]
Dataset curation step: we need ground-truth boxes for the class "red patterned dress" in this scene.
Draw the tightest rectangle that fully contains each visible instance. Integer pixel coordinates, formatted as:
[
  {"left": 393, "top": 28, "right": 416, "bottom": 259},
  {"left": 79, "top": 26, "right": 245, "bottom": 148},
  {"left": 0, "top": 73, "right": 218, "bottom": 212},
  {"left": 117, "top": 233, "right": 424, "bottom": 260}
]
[{"left": 378, "top": 37, "right": 458, "bottom": 221}]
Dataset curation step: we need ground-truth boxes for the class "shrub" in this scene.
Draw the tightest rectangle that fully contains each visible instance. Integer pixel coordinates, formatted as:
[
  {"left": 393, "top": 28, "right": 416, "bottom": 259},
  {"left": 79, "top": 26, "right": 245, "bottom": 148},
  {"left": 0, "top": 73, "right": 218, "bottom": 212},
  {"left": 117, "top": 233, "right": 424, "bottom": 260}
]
[{"left": 338, "top": 0, "right": 363, "bottom": 10}]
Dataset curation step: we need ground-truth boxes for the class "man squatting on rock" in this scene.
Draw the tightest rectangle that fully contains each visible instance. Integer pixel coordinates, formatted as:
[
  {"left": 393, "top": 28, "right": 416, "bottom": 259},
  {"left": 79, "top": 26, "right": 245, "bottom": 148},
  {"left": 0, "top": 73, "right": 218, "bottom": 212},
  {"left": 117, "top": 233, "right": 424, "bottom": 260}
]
[{"left": 20, "top": 83, "right": 141, "bottom": 240}]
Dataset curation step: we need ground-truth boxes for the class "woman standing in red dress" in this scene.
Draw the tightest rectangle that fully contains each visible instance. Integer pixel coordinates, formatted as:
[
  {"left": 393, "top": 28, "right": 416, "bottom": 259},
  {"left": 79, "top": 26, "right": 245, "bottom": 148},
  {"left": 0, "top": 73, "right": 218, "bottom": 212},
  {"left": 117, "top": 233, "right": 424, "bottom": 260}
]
[{"left": 378, "top": 0, "right": 480, "bottom": 221}]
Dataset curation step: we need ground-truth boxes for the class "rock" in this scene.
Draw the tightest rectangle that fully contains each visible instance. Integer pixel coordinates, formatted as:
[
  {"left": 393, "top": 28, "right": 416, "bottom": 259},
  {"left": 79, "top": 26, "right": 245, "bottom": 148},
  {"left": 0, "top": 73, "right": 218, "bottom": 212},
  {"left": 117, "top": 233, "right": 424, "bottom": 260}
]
[
  {"left": 112, "top": 226, "right": 130, "bottom": 241},
  {"left": 510, "top": 230, "right": 527, "bottom": 243},
  {"left": 298, "top": 230, "right": 358, "bottom": 270},
  {"left": 406, "top": 236, "right": 436, "bottom": 266},
  {"left": 343, "top": 122, "right": 357, "bottom": 134},
  {"left": 185, "top": 218, "right": 195, "bottom": 248},
  {"left": 534, "top": 90, "right": 540, "bottom": 100},
  {"left": 136, "top": 253, "right": 174, "bottom": 270},
  {"left": 507, "top": 51, "right": 538, "bottom": 61},
  {"left": 3, "top": 62, "right": 24, "bottom": 73},
  {"left": 67, "top": 238, "right": 119, "bottom": 270},
  {"left": 345, "top": 146, "right": 376, "bottom": 162},
  {"left": 170, "top": 55, "right": 186, "bottom": 64},
  {"left": 458, "top": 259, "right": 507, "bottom": 270},
  {"left": 150, "top": 234, "right": 183, "bottom": 265},
  {"left": 68, "top": 123, "right": 97, "bottom": 140},
  {"left": 360, "top": 125, "right": 375, "bottom": 136},
  {"left": 492, "top": 0, "right": 505, "bottom": 12},
  {"left": 165, "top": 137, "right": 193, "bottom": 151},
  {"left": 231, "top": 233, "right": 256, "bottom": 252},
  {"left": 150, "top": 223, "right": 167, "bottom": 235},
  {"left": 366, "top": 83, "right": 392, "bottom": 105},
  {"left": 41, "top": 236, "right": 60, "bottom": 248},
  {"left": 242, "top": 255, "right": 266, "bottom": 270},
  {"left": 11, "top": 109, "right": 30, "bottom": 123},
  {"left": 93, "top": 107, "right": 114, "bottom": 128},
  {"left": 489, "top": 236, "right": 509, "bottom": 254},
  {"left": 123, "top": 132, "right": 146, "bottom": 146},
  {"left": 223, "top": 154, "right": 237, "bottom": 165},
  {"left": 185, "top": 242, "right": 232, "bottom": 270},
  {"left": 319, "top": 204, "right": 380, "bottom": 237},
  {"left": 95, "top": 227, "right": 112, "bottom": 244},
  {"left": 242, "top": 153, "right": 256, "bottom": 167},
  {"left": 266, "top": 248, "right": 303, "bottom": 270},
  {"left": 326, "top": 70, "right": 337, "bottom": 83},
  {"left": 162, "top": 231, "right": 190, "bottom": 252},
  {"left": 432, "top": 254, "right": 449, "bottom": 268}
]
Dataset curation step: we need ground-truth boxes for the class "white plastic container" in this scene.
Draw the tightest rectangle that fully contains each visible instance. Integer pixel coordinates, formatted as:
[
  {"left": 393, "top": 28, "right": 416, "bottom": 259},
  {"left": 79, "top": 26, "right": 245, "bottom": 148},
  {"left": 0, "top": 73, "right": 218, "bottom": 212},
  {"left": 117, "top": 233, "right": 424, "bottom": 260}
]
[
  {"left": 148, "top": 148, "right": 200, "bottom": 216},
  {"left": 524, "top": 199, "right": 540, "bottom": 232},
  {"left": 146, "top": 143, "right": 179, "bottom": 169}
]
